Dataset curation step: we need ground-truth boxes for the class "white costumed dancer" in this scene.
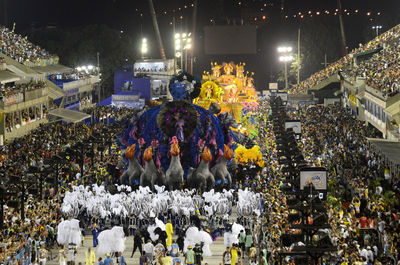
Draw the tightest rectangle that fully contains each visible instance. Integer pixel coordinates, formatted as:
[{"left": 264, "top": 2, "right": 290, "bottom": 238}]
[
  {"left": 60, "top": 184, "right": 262, "bottom": 239},
  {"left": 147, "top": 218, "right": 166, "bottom": 242},
  {"left": 183, "top": 227, "right": 213, "bottom": 256},
  {"left": 237, "top": 188, "right": 261, "bottom": 217},
  {"left": 202, "top": 189, "right": 233, "bottom": 217},
  {"left": 224, "top": 223, "right": 245, "bottom": 247},
  {"left": 97, "top": 226, "right": 126, "bottom": 255},
  {"left": 57, "top": 219, "right": 82, "bottom": 247}
]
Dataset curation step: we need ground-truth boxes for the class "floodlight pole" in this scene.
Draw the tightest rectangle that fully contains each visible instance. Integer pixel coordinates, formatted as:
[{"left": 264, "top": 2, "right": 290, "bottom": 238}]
[
  {"left": 181, "top": 45, "right": 183, "bottom": 70},
  {"left": 185, "top": 49, "right": 188, "bottom": 71},
  {"left": 284, "top": 61, "right": 288, "bottom": 90}
]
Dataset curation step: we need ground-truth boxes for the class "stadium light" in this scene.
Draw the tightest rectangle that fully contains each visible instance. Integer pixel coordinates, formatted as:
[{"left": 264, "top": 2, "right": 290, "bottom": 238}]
[
  {"left": 277, "top": 46, "right": 293, "bottom": 90},
  {"left": 174, "top": 32, "right": 192, "bottom": 70},
  {"left": 141, "top": 38, "right": 148, "bottom": 58},
  {"left": 277, "top": 46, "right": 292, "bottom": 53},
  {"left": 76, "top": 65, "right": 98, "bottom": 75},
  {"left": 372, "top": 25, "right": 382, "bottom": 37},
  {"left": 279, "top": 56, "right": 294, "bottom": 62}
]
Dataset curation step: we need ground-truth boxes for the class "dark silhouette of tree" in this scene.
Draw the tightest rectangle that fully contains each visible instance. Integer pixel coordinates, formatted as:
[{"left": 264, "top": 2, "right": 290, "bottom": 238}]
[{"left": 26, "top": 25, "right": 138, "bottom": 100}]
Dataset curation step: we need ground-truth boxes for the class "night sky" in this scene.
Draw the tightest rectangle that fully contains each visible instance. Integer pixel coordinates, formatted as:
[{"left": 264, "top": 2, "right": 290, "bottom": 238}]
[
  {"left": 2, "top": 0, "right": 400, "bottom": 88},
  {"left": 3, "top": 0, "right": 397, "bottom": 29},
  {"left": 0, "top": 0, "right": 400, "bottom": 28}
]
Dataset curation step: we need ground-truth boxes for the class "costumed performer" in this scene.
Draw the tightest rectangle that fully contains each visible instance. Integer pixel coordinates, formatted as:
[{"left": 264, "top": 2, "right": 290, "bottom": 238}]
[
  {"left": 97, "top": 227, "right": 126, "bottom": 256},
  {"left": 92, "top": 223, "right": 99, "bottom": 247},
  {"left": 59, "top": 246, "right": 67, "bottom": 265},
  {"left": 85, "top": 248, "right": 96, "bottom": 265},
  {"left": 165, "top": 220, "right": 174, "bottom": 249},
  {"left": 57, "top": 219, "right": 82, "bottom": 247},
  {"left": 131, "top": 229, "right": 143, "bottom": 258},
  {"left": 185, "top": 246, "right": 195, "bottom": 265},
  {"left": 230, "top": 244, "right": 238, "bottom": 265}
]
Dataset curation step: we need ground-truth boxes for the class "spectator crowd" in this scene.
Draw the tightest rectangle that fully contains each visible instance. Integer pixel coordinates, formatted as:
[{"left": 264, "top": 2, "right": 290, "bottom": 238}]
[
  {"left": 0, "top": 84, "right": 400, "bottom": 265},
  {"left": 1, "top": 106, "right": 134, "bottom": 265},
  {"left": 0, "top": 26, "right": 58, "bottom": 66},
  {"left": 290, "top": 24, "right": 400, "bottom": 95},
  {"left": 1, "top": 81, "right": 46, "bottom": 98},
  {"left": 256, "top": 103, "right": 400, "bottom": 264}
]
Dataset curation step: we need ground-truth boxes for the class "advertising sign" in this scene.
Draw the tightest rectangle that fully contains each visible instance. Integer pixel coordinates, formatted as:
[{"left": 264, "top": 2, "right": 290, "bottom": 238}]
[
  {"left": 269, "top": 83, "right": 278, "bottom": 90},
  {"left": 285, "top": 120, "right": 302, "bottom": 135},
  {"left": 277, "top": 92, "right": 288, "bottom": 102},
  {"left": 300, "top": 167, "right": 328, "bottom": 200}
]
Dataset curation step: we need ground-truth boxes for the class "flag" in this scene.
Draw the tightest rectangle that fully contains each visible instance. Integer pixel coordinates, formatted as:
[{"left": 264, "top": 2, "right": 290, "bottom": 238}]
[{"left": 195, "top": 204, "right": 200, "bottom": 217}]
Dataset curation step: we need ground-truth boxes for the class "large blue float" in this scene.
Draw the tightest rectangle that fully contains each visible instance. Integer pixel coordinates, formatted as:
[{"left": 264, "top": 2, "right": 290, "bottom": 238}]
[{"left": 119, "top": 72, "right": 251, "bottom": 190}]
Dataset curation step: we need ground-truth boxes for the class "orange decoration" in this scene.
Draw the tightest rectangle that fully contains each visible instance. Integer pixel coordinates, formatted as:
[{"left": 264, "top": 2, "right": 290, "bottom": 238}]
[
  {"left": 143, "top": 146, "right": 153, "bottom": 161},
  {"left": 125, "top": 144, "right": 136, "bottom": 159},
  {"left": 201, "top": 147, "right": 212, "bottom": 162},
  {"left": 170, "top": 142, "right": 180, "bottom": 156},
  {"left": 223, "top": 145, "right": 234, "bottom": 160}
]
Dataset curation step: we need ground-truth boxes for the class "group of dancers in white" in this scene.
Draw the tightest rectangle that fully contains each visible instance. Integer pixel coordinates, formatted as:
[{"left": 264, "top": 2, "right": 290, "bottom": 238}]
[{"left": 57, "top": 184, "right": 263, "bottom": 256}]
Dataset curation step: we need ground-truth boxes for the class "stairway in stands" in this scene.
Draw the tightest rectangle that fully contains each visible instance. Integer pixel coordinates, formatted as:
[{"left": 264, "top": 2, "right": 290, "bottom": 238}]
[
  {"left": 308, "top": 73, "right": 340, "bottom": 91},
  {"left": 1, "top": 53, "right": 65, "bottom": 108}
]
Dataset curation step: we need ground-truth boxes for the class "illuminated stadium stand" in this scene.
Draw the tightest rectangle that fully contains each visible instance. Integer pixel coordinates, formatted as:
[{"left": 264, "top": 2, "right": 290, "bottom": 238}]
[
  {"left": 290, "top": 24, "right": 400, "bottom": 141},
  {"left": 0, "top": 27, "right": 100, "bottom": 143},
  {"left": 340, "top": 25, "right": 400, "bottom": 140}
]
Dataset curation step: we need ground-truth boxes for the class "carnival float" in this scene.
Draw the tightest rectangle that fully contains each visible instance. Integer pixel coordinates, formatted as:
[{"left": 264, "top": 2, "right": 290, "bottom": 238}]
[
  {"left": 194, "top": 62, "right": 258, "bottom": 123},
  {"left": 57, "top": 70, "right": 264, "bottom": 253},
  {"left": 119, "top": 70, "right": 257, "bottom": 191}
]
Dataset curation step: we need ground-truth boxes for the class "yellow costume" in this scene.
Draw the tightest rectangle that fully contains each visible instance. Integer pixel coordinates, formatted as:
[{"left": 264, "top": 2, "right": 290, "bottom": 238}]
[
  {"left": 165, "top": 222, "right": 173, "bottom": 247},
  {"left": 85, "top": 250, "right": 95, "bottom": 265},
  {"left": 231, "top": 247, "right": 238, "bottom": 265}
]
